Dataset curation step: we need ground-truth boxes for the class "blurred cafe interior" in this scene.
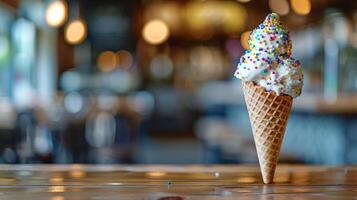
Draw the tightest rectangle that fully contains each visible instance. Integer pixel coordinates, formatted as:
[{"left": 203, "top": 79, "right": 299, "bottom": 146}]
[{"left": 0, "top": 0, "right": 356, "bottom": 165}]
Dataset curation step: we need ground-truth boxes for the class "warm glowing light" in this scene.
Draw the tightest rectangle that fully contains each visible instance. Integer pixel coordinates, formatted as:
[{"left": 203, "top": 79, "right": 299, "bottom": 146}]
[
  {"left": 291, "top": 0, "right": 311, "bottom": 15},
  {"left": 69, "top": 165, "right": 86, "bottom": 178},
  {"left": 222, "top": 1, "right": 247, "bottom": 34},
  {"left": 70, "top": 171, "right": 86, "bottom": 178},
  {"left": 50, "top": 177, "right": 64, "bottom": 184},
  {"left": 241, "top": 31, "right": 251, "bottom": 50},
  {"left": 269, "top": 0, "right": 290, "bottom": 16},
  {"left": 185, "top": 1, "right": 247, "bottom": 36},
  {"left": 184, "top": 1, "right": 214, "bottom": 40},
  {"left": 45, "top": 0, "right": 68, "bottom": 27},
  {"left": 184, "top": 2, "right": 208, "bottom": 32},
  {"left": 142, "top": 20, "right": 170, "bottom": 45},
  {"left": 65, "top": 20, "right": 87, "bottom": 45},
  {"left": 52, "top": 196, "right": 64, "bottom": 200},
  {"left": 97, "top": 51, "right": 117, "bottom": 72},
  {"left": 146, "top": 172, "right": 167, "bottom": 177},
  {"left": 144, "top": 2, "right": 181, "bottom": 32},
  {"left": 116, "top": 50, "right": 133, "bottom": 69},
  {"left": 49, "top": 186, "right": 65, "bottom": 193},
  {"left": 236, "top": 177, "right": 256, "bottom": 183}
]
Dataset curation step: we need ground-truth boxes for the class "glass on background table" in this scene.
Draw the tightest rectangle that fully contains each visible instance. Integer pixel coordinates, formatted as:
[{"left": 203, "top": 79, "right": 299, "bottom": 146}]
[{"left": 0, "top": 164, "right": 356, "bottom": 199}]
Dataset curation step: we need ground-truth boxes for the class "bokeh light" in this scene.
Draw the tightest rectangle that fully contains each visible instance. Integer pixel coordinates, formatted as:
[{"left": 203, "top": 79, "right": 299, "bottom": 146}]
[
  {"left": 241, "top": 31, "right": 251, "bottom": 50},
  {"left": 184, "top": 1, "right": 213, "bottom": 39},
  {"left": 129, "top": 91, "right": 155, "bottom": 117},
  {"left": 291, "top": 0, "right": 311, "bottom": 15},
  {"left": 222, "top": 1, "right": 247, "bottom": 35},
  {"left": 185, "top": 1, "right": 247, "bottom": 37},
  {"left": 97, "top": 51, "right": 117, "bottom": 72},
  {"left": 61, "top": 71, "right": 82, "bottom": 91},
  {"left": 64, "top": 92, "right": 83, "bottom": 114},
  {"left": 189, "top": 46, "right": 225, "bottom": 81},
  {"left": 184, "top": 2, "right": 208, "bottom": 31},
  {"left": 150, "top": 55, "right": 173, "bottom": 79},
  {"left": 269, "top": 0, "right": 290, "bottom": 16},
  {"left": 142, "top": 20, "right": 170, "bottom": 45},
  {"left": 116, "top": 50, "right": 133, "bottom": 69},
  {"left": 45, "top": 0, "right": 68, "bottom": 27},
  {"left": 65, "top": 19, "right": 87, "bottom": 45},
  {"left": 144, "top": 2, "right": 181, "bottom": 33}
]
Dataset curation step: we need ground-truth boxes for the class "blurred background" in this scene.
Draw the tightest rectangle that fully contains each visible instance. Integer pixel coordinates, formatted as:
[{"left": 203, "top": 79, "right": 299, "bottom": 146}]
[{"left": 0, "top": 0, "right": 356, "bottom": 164}]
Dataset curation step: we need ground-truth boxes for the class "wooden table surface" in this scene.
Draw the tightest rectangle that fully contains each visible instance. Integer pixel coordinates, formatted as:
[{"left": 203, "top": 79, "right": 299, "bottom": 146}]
[{"left": 0, "top": 164, "right": 356, "bottom": 199}]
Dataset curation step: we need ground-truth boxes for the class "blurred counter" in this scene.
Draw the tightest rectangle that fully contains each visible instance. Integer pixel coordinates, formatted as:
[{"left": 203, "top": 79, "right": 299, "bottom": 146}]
[
  {"left": 293, "top": 94, "right": 357, "bottom": 114},
  {"left": 197, "top": 81, "right": 357, "bottom": 114},
  {"left": 0, "top": 164, "right": 356, "bottom": 199}
]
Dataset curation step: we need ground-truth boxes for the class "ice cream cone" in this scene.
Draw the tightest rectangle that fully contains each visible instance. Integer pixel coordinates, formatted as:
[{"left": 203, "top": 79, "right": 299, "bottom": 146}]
[{"left": 242, "top": 81, "right": 292, "bottom": 184}]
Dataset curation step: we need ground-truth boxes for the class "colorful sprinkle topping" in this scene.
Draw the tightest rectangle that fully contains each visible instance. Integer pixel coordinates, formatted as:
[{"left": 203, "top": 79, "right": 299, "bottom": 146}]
[{"left": 234, "top": 13, "right": 304, "bottom": 98}]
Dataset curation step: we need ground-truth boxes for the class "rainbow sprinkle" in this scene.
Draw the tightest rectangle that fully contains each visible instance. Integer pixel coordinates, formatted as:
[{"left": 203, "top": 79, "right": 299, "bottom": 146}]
[{"left": 234, "top": 13, "right": 304, "bottom": 98}]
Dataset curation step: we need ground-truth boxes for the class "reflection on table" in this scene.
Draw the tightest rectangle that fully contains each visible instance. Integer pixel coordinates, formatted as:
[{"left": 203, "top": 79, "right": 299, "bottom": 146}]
[{"left": 0, "top": 164, "right": 356, "bottom": 199}]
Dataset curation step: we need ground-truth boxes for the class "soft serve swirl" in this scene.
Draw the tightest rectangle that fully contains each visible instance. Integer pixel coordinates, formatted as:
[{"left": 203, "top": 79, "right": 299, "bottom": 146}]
[{"left": 235, "top": 13, "right": 303, "bottom": 98}]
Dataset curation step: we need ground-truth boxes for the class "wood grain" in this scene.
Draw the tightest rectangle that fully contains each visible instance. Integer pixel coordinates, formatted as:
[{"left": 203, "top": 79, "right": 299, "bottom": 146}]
[{"left": 0, "top": 164, "right": 355, "bottom": 199}]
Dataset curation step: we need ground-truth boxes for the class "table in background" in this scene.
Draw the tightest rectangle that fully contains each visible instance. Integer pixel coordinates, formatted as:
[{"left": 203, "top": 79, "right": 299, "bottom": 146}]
[{"left": 0, "top": 164, "right": 356, "bottom": 199}]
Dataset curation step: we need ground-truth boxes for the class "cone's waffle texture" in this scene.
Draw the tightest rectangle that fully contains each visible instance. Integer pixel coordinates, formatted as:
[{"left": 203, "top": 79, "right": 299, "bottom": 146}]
[{"left": 242, "top": 81, "right": 292, "bottom": 184}]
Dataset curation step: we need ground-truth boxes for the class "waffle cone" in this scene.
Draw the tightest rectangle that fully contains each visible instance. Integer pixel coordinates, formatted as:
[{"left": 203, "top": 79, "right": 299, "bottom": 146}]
[{"left": 242, "top": 82, "right": 292, "bottom": 184}]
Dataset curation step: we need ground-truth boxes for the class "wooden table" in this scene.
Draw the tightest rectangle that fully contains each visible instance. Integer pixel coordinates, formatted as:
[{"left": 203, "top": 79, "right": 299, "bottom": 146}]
[{"left": 0, "top": 165, "right": 356, "bottom": 199}]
